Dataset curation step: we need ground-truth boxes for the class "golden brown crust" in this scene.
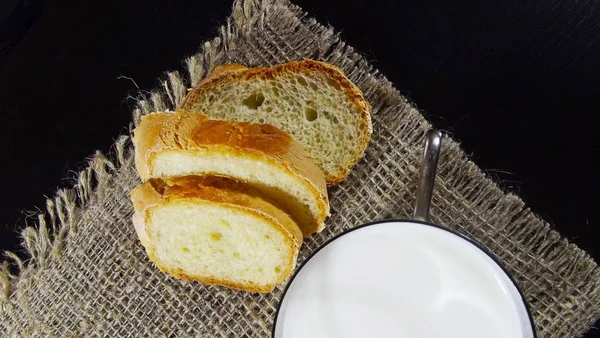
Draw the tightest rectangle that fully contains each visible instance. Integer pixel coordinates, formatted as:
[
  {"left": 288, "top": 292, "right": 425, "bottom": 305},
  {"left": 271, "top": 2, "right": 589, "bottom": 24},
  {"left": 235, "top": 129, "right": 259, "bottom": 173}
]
[
  {"left": 132, "top": 111, "right": 329, "bottom": 236},
  {"left": 197, "top": 64, "right": 248, "bottom": 86},
  {"left": 132, "top": 111, "right": 208, "bottom": 181},
  {"left": 131, "top": 175, "right": 303, "bottom": 246},
  {"left": 130, "top": 175, "right": 302, "bottom": 293},
  {"left": 180, "top": 59, "right": 372, "bottom": 185}
]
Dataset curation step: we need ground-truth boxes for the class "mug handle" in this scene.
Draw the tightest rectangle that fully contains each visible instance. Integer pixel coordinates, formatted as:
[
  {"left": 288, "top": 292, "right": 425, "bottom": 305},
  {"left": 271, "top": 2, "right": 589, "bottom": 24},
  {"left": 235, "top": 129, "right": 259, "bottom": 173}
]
[{"left": 413, "top": 130, "right": 442, "bottom": 222}]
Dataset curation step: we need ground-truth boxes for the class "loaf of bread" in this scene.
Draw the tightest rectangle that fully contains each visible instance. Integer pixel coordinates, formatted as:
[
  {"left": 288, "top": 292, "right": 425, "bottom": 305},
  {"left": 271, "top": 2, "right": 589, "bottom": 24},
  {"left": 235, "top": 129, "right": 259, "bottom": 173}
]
[
  {"left": 131, "top": 175, "right": 303, "bottom": 293},
  {"left": 180, "top": 59, "right": 372, "bottom": 185},
  {"left": 132, "top": 112, "right": 329, "bottom": 236}
]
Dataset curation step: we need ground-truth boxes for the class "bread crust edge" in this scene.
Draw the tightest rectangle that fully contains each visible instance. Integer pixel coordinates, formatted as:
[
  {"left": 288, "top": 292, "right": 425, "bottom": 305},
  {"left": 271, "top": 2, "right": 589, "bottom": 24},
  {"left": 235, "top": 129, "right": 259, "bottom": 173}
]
[
  {"left": 130, "top": 176, "right": 302, "bottom": 293},
  {"left": 180, "top": 59, "right": 372, "bottom": 185},
  {"left": 133, "top": 112, "right": 330, "bottom": 235}
]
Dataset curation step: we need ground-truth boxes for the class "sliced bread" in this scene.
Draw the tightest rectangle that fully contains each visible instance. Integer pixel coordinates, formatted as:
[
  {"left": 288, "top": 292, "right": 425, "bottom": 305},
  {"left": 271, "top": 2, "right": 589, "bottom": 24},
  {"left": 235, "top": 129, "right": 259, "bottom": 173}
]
[
  {"left": 131, "top": 175, "right": 303, "bottom": 293},
  {"left": 180, "top": 59, "right": 372, "bottom": 185},
  {"left": 133, "top": 111, "right": 329, "bottom": 236}
]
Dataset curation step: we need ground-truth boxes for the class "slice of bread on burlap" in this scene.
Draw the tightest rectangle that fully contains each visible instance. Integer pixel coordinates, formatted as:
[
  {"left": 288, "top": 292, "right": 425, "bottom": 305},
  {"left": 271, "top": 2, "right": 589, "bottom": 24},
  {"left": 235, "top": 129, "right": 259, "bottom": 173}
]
[
  {"left": 180, "top": 59, "right": 372, "bottom": 185},
  {"left": 131, "top": 175, "right": 303, "bottom": 293},
  {"left": 133, "top": 112, "right": 329, "bottom": 236}
]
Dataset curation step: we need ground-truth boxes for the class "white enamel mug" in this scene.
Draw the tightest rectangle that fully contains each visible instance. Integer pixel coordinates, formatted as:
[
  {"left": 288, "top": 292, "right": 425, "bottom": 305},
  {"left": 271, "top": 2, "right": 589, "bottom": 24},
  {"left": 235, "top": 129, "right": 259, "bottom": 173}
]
[{"left": 273, "top": 131, "right": 537, "bottom": 338}]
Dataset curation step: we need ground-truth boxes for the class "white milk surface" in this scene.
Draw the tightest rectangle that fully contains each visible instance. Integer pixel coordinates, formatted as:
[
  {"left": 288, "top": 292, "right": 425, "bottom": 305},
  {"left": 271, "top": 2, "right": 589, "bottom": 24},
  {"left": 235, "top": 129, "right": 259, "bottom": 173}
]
[{"left": 274, "top": 221, "right": 534, "bottom": 338}]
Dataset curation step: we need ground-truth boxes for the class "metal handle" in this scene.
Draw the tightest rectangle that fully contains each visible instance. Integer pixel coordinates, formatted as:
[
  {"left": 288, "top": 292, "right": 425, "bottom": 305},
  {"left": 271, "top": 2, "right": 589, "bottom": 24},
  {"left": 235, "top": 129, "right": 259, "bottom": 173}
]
[{"left": 413, "top": 130, "right": 442, "bottom": 222}]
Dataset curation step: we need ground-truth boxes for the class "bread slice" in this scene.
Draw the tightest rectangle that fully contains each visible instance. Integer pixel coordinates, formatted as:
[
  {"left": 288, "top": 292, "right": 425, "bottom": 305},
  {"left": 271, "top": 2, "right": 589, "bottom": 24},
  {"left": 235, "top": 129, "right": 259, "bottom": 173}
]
[
  {"left": 180, "top": 59, "right": 372, "bottom": 185},
  {"left": 133, "top": 111, "right": 329, "bottom": 236},
  {"left": 131, "top": 175, "right": 303, "bottom": 293}
]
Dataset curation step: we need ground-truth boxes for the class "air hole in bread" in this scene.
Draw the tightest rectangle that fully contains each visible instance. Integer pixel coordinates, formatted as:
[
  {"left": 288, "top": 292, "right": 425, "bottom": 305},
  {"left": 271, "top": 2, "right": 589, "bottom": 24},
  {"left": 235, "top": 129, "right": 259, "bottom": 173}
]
[
  {"left": 210, "top": 232, "right": 223, "bottom": 241},
  {"left": 297, "top": 77, "right": 308, "bottom": 86},
  {"left": 309, "top": 82, "right": 318, "bottom": 90},
  {"left": 182, "top": 247, "right": 190, "bottom": 253},
  {"left": 327, "top": 77, "right": 341, "bottom": 90},
  {"left": 272, "top": 87, "right": 280, "bottom": 97},
  {"left": 242, "top": 92, "right": 265, "bottom": 109},
  {"left": 274, "top": 267, "right": 281, "bottom": 273},
  {"left": 265, "top": 234, "right": 271, "bottom": 239},
  {"left": 329, "top": 113, "right": 339, "bottom": 124},
  {"left": 322, "top": 111, "right": 338, "bottom": 124},
  {"left": 304, "top": 107, "right": 318, "bottom": 122},
  {"left": 221, "top": 220, "right": 231, "bottom": 229}
]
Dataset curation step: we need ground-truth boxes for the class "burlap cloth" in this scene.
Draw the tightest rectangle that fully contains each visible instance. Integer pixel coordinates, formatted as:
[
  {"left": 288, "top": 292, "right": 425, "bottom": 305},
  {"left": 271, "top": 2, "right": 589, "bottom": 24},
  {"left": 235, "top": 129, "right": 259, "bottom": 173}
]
[{"left": 1, "top": 0, "right": 599, "bottom": 337}]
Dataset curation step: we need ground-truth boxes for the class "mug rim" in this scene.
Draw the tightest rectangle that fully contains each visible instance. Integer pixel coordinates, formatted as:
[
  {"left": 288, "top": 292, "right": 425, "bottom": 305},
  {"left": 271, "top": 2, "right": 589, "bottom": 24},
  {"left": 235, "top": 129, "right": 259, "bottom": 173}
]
[{"left": 271, "top": 218, "right": 538, "bottom": 338}]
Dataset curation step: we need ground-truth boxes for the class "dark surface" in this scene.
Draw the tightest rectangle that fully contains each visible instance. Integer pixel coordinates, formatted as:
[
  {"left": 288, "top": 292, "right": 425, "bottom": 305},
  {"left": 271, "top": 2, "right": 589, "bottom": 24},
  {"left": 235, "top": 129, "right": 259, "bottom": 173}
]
[{"left": 0, "top": 0, "right": 598, "bottom": 336}]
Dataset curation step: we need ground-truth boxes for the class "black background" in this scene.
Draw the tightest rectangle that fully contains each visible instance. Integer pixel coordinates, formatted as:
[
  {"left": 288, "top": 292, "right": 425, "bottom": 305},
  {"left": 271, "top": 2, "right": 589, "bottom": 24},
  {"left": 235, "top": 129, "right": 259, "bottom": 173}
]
[{"left": 1, "top": 0, "right": 599, "bottom": 336}]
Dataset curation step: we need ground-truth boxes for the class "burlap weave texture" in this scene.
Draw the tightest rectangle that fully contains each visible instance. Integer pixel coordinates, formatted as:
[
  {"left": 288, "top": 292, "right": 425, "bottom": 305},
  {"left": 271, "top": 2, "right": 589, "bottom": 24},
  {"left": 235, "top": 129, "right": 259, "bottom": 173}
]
[{"left": 1, "top": 0, "right": 599, "bottom": 337}]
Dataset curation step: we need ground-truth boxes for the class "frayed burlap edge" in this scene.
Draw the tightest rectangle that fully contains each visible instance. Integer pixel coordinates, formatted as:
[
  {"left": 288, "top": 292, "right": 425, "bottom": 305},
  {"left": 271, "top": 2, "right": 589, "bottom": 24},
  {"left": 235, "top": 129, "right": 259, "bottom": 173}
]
[
  {"left": 1, "top": 0, "right": 599, "bottom": 337},
  {"left": 0, "top": 0, "right": 248, "bottom": 303},
  {"left": 0, "top": 136, "right": 132, "bottom": 301}
]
